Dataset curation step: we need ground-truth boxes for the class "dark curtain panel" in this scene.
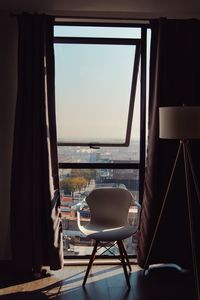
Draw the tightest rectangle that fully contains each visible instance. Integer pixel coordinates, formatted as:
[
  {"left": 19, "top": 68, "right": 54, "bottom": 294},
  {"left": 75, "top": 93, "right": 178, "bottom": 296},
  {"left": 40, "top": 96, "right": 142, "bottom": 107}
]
[
  {"left": 11, "top": 13, "right": 63, "bottom": 274},
  {"left": 138, "top": 19, "right": 200, "bottom": 270}
]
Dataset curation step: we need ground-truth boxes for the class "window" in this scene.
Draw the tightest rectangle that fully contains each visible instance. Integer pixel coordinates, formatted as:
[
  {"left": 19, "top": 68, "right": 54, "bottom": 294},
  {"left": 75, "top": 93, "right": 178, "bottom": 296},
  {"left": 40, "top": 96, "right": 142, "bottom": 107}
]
[
  {"left": 54, "top": 23, "right": 150, "bottom": 258},
  {"left": 54, "top": 26, "right": 140, "bottom": 147}
]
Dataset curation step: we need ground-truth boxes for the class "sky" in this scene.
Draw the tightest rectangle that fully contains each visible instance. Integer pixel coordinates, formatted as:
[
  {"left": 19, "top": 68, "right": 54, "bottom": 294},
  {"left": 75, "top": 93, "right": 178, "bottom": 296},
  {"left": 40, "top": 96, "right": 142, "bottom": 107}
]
[{"left": 54, "top": 26, "right": 149, "bottom": 144}]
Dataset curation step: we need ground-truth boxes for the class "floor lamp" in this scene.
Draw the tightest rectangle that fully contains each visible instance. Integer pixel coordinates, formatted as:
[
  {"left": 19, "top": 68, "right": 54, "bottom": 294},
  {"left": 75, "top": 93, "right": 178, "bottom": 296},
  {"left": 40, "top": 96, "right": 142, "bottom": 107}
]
[{"left": 143, "top": 106, "right": 200, "bottom": 300}]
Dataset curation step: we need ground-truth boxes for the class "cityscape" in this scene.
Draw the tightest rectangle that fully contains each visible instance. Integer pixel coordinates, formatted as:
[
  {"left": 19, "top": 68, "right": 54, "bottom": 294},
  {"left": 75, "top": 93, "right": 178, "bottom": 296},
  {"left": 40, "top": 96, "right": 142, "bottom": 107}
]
[{"left": 58, "top": 140, "right": 141, "bottom": 257}]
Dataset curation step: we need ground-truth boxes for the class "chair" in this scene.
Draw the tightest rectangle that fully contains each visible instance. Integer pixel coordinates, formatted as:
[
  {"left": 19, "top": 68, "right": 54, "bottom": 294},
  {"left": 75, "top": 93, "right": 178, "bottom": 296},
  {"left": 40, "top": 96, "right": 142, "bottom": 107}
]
[{"left": 77, "top": 187, "right": 140, "bottom": 288}]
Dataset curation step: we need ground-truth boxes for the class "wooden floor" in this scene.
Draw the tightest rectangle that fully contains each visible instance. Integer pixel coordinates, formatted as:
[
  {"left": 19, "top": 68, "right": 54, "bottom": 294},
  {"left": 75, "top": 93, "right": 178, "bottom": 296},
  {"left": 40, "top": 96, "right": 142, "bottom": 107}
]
[{"left": 0, "top": 263, "right": 196, "bottom": 299}]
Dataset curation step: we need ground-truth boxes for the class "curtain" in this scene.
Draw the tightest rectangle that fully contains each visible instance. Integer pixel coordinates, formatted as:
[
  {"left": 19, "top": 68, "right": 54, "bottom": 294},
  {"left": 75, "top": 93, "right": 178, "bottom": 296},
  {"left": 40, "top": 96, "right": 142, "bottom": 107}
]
[
  {"left": 138, "top": 19, "right": 200, "bottom": 270},
  {"left": 11, "top": 13, "right": 63, "bottom": 274}
]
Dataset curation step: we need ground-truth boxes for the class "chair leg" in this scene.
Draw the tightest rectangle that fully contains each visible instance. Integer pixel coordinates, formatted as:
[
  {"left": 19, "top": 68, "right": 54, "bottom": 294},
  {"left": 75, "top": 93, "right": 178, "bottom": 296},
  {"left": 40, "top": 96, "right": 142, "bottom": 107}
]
[
  {"left": 83, "top": 240, "right": 99, "bottom": 286},
  {"left": 121, "top": 240, "right": 132, "bottom": 272},
  {"left": 117, "top": 240, "right": 131, "bottom": 289}
]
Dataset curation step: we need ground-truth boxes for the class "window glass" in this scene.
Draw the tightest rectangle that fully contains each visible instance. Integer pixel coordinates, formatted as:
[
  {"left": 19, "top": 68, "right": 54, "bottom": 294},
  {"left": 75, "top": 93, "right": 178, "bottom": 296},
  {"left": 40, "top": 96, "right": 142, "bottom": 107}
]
[
  {"left": 54, "top": 25, "right": 141, "bottom": 38},
  {"left": 54, "top": 43, "right": 137, "bottom": 144},
  {"left": 59, "top": 168, "right": 140, "bottom": 257}
]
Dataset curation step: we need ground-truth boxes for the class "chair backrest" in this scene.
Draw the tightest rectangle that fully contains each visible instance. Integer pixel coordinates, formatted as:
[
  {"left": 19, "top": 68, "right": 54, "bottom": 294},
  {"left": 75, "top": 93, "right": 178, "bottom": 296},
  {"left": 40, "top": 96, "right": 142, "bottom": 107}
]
[{"left": 86, "top": 187, "right": 134, "bottom": 227}]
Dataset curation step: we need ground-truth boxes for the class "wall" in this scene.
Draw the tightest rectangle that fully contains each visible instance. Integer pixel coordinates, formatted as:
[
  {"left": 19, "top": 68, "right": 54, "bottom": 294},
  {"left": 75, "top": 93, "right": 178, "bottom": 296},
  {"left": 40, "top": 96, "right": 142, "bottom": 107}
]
[
  {"left": 1, "top": 0, "right": 200, "bottom": 18},
  {"left": 0, "top": 12, "right": 17, "bottom": 259}
]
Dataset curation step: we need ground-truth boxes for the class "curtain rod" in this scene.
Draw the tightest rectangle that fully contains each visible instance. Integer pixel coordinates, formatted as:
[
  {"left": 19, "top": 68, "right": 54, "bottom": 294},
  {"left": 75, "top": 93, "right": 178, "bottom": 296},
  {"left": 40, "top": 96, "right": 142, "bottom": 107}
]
[
  {"left": 10, "top": 12, "right": 150, "bottom": 23},
  {"left": 10, "top": 13, "right": 150, "bottom": 28}
]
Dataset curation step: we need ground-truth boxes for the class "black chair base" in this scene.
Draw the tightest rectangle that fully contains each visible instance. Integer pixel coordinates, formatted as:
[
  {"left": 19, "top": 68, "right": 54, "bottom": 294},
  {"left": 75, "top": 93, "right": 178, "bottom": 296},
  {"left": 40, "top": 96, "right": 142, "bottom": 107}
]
[{"left": 82, "top": 240, "right": 131, "bottom": 289}]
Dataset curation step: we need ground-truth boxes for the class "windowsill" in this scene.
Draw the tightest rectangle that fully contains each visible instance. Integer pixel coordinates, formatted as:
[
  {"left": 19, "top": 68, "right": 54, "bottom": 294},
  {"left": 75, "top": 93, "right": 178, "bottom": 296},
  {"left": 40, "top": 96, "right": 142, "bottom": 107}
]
[{"left": 64, "top": 257, "right": 138, "bottom": 266}]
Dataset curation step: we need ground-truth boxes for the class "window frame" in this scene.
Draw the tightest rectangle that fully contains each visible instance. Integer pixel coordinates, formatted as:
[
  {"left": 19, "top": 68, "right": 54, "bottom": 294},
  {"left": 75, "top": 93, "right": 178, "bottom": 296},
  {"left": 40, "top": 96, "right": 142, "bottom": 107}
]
[
  {"left": 54, "top": 22, "right": 148, "bottom": 259},
  {"left": 54, "top": 33, "right": 141, "bottom": 147}
]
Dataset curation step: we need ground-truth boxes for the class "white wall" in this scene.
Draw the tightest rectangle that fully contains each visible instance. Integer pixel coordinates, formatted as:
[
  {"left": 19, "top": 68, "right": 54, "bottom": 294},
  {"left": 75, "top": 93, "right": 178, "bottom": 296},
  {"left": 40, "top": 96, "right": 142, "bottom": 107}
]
[{"left": 0, "top": 12, "right": 17, "bottom": 259}]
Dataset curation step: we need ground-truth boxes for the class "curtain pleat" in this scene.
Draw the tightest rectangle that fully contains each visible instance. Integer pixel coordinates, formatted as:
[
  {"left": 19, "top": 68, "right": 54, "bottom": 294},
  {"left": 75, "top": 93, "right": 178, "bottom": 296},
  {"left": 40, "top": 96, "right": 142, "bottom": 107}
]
[
  {"left": 138, "top": 19, "right": 200, "bottom": 270},
  {"left": 11, "top": 13, "right": 63, "bottom": 274}
]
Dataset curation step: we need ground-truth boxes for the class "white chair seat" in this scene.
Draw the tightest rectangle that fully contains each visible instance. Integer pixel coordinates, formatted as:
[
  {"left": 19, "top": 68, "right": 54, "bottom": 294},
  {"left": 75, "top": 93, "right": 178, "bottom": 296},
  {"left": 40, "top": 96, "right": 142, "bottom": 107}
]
[{"left": 79, "top": 223, "right": 137, "bottom": 241}]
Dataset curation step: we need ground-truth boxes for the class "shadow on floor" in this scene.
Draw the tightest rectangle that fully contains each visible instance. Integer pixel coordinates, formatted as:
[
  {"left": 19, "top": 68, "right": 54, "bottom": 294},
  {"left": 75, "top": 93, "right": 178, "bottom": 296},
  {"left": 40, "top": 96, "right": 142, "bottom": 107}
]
[{"left": 0, "top": 265, "right": 196, "bottom": 300}]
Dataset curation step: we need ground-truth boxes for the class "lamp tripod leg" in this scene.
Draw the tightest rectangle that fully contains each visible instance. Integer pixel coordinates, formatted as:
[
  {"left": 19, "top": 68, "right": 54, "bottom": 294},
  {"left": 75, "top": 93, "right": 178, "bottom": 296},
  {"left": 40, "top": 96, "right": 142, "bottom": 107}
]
[
  {"left": 143, "top": 142, "right": 183, "bottom": 273},
  {"left": 183, "top": 143, "right": 200, "bottom": 300}
]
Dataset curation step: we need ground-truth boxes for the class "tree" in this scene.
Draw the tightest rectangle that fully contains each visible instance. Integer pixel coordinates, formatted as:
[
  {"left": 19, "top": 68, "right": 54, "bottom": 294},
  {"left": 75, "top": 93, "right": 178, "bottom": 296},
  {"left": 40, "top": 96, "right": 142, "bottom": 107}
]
[
  {"left": 71, "top": 169, "right": 96, "bottom": 185},
  {"left": 60, "top": 176, "right": 88, "bottom": 195},
  {"left": 72, "top": 176, "right": 87, "bottom": 192},
  {"left": 60, "top": 178, "right": 76, "bottom": 196}
]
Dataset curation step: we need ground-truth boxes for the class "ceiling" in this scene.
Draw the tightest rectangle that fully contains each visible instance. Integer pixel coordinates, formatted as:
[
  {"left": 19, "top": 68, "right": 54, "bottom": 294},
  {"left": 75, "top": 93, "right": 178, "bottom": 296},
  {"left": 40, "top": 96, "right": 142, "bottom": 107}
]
[{"left": 1, "top": 0, "right": 200, "bottom": 19}]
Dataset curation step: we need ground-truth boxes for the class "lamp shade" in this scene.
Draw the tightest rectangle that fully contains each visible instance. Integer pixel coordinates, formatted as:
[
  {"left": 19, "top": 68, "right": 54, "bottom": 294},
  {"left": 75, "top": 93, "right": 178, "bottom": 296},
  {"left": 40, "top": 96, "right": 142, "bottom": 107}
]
[{"left": 159, "top": 106, "right": 200, "bottom": 139}]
